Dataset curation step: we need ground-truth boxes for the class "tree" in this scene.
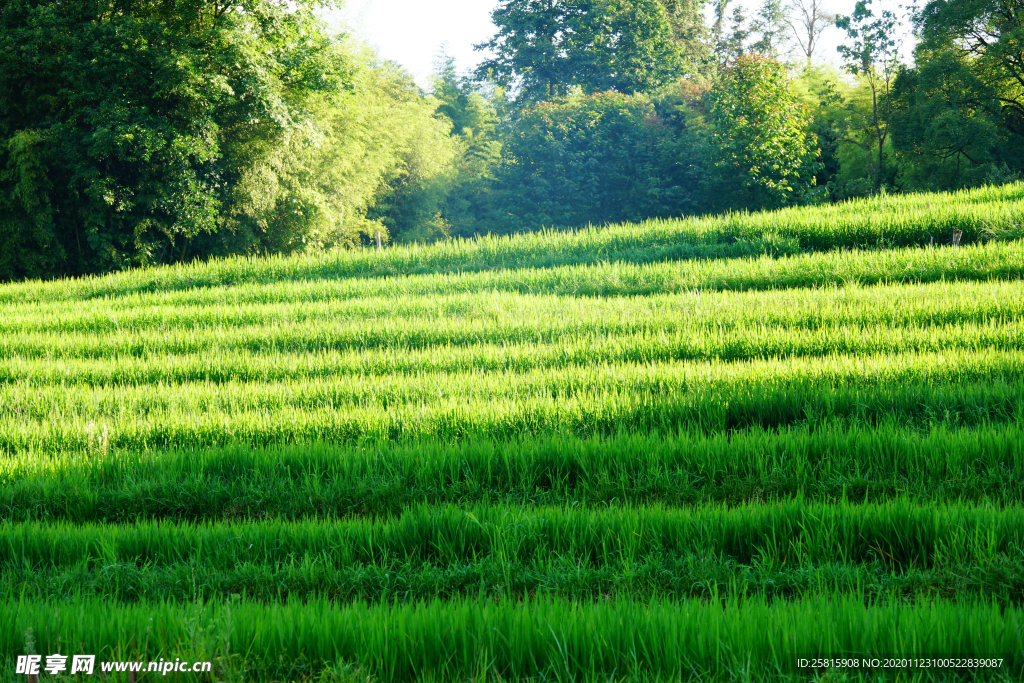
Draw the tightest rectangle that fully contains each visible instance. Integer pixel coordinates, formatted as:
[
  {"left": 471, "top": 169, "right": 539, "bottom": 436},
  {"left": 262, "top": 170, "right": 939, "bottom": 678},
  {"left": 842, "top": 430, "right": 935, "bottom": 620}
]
[
  {"left": 433, "top": 52, "right": 504, "bottom": 143},
  {"left": 792, "top": 65, "right": 848, "bottom": 196},
  {"left": 914, "top": 0, "right": 1024, "bottom": 140},
  {"left": 427, "top": 50, "right": 505, "bottom": 239},
  {"left": 0, "top": 0, "right": 351, "bottom": 280},
  {"left": 658, "top": 0, "right": 714, "bottom": 73},
  {"left": 786, "top": 0, "right": 836, "bottom": 65},
  {"left": 492, "top": 92, "right": 687, "bottom": 230},
  {"left": 319, "top": 53, "right": 462, "bottom": 247},
  {"left": 474, "top": 0, "right": 685, "bottom": 104},
  {"left": 712, "top": 0, "right": 732, "bottom": 48},
  {"left": 836, "top": 0, "right": 902, "bottom": 191},
  {"left": 714, "top": 0, "right": 788, "bottom": 61},
  {"left": 890, "top": 50, "right": 1003, "bottom": 189},
  {"left": 716, "top": 4, "right": 752, "bottom": 60},
  {"left": 704, "top": 54, "right": 823, "bottom": 210},
  {"left": 213, "top": 45, "right": 461, "bottom": 252},
  {"left": 750, "top": 0, "right": 790, "bottom": 57}
]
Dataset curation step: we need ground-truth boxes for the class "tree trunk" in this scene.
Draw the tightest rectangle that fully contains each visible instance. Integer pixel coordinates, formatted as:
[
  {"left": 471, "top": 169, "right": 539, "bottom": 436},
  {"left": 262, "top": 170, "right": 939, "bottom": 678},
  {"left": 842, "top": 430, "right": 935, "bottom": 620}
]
[{"left": 871, "top": 79, "right": 884, "bottom": 190}]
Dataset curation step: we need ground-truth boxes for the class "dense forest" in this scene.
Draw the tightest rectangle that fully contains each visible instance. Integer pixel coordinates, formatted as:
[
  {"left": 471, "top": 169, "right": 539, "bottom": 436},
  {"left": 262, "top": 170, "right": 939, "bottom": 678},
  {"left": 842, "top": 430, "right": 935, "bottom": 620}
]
[{"left": 1, "top": 0, "right": 1022, "bottom": 280}]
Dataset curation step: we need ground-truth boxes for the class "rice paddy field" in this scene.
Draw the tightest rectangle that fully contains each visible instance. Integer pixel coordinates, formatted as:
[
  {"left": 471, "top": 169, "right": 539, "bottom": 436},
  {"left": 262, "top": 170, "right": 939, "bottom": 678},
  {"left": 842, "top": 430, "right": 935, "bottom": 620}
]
[{"left": 2, "top": 183, "right": 1024, "bottom": 681}]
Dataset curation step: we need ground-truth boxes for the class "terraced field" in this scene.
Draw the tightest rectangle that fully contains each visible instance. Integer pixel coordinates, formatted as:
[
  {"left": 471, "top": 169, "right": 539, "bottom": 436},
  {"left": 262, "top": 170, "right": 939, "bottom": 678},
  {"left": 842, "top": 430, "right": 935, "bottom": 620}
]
[{"left": 3, "top": 184, "right": 1024, "bottom": 681}]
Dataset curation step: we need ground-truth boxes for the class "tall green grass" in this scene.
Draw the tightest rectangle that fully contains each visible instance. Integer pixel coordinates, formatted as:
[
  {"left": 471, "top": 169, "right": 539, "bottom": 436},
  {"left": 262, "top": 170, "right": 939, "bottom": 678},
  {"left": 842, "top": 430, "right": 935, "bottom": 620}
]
[
  {"left": 3, "top": 422, "right": 1022, "bottom": 522},
  {"left": 4, "top": 499, "right": 1024, "bottom": 604},
  {"left": 3, "top": 310, "right": 1022, "bottom": 367},
  {"left": 4, "top": 278, "right": 1020, "bottom": 336},
  {"left": 8, "top": 542, "right": 1022, "bottom": 604},
  {"left": 3, "top": 349, "right": 1022, "bottom": 451},
  {"left": 2, "top": 280, "right": 1021, "bottom": 363},
  {"left": 6, "top": 500, "right": 1022, "bottom": 569},
  {"left": 2, "top": 595, "right": 1021, "bottom": 681},
  {"left": 2, "top": 238, "right": 1018, "bottom": 313}
]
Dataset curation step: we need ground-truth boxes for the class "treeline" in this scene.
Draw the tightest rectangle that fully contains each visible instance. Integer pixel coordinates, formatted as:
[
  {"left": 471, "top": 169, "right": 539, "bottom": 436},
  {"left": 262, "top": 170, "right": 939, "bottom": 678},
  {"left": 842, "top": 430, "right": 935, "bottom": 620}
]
[{"left": 1, "top": 0, "right": 1021, "bottom": 280}]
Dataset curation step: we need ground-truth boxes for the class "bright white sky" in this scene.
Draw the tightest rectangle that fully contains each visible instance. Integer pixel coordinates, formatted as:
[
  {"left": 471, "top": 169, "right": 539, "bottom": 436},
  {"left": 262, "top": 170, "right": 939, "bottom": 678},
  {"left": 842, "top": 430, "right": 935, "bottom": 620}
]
[{"left": 323, "top": 0, "right": 913, "bottom": 88}]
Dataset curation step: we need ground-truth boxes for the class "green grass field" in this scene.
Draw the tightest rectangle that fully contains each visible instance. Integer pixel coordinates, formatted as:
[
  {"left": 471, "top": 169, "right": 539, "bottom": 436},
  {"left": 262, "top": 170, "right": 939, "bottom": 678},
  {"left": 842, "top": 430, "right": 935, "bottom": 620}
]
[{"left": 2, "top": 184, "right": 1024, "bottom": 681}]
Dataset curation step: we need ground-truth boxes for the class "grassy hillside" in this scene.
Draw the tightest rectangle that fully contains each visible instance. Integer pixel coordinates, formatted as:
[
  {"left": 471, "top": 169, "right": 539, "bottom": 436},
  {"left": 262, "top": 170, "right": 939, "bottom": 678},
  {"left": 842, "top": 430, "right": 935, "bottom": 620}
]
[
  {"left": 2, "top": 182, "right": 1022, "bottom": 302},
  {"left": 2, "top": 185, "right": 1024, "bottom": 681}
]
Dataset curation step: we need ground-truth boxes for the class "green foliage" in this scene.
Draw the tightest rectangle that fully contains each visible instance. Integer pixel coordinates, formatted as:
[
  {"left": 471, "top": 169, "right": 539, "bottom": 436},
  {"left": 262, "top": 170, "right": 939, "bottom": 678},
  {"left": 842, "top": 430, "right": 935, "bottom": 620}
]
[
  {"left": 715, "top": 2, "right": 753, "bottom": 60},
  {"left": 658, "top": 0, "right": 713, "bottom": 72},
  {"left": 836, "top": 1, "right": 900, "bottom": 75},
  {"left": 356, "top": 69, "right": 462, "bottom": 244},
  {"left": 915, "top": 0, "right": 1024, "bottom": 141},
  {"left": 749, "top": 0, "right": 790, "bottom": 57},
  {"left": 427, "top": 53, "right": 505, "bottom": 240},
  {"left": 836, "top": 0, "right": 902, "bottom": 192},
  {"left": 891, "top": 50, "right": 1004, "bottom": 190},
  {"left": 493, "top": 92, "right": 696, "bottom": 230},
  {"left": 910, "top": 1, "right": 1024, "bottom": 185},
  {"left": 0, "top": 0, "right": 463, "bottom": 274},
  {"left": 791, "top": 65, "right": 846, "bottom": 194},
  {"left": 475, "top": 0, "right": 686, "bottom": 104},
  {"left": 819, "top": 74, "right": 900, "bottom": 198},
  {"left": 4, "top": 0, "right": 1024, "bottom": 274},
  {"left": 707, "top": 0, "right": 790, "bottom": 61},
  {"left": 705, "top": 54, "right": 823, "bottom": 210},
  {"left": 218, "top": 46, "right": 463, "bottom": 251},
  {"left": 0, "top": 0, "right": 351, "bottom": 281}
]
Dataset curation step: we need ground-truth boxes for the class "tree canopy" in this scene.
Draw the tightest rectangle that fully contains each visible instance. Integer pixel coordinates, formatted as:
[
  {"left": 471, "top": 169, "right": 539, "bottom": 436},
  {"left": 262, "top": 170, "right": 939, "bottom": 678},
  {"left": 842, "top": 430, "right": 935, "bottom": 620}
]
[
  {"left": 914, "top": 0, "right": 1024, "bottom": 139},
  {"left": 704, "top": 54, "right": 822, "bottom": 210},
  {"left": 890, "top": 50, "right": 1004, "bottom": 189},
  {"left": 0, "top": 0, "right": 350, "bottom": 279},
  {"left": 492, "top": 91, "right": 690, "bottom": 230},
  {"left": 474, "top": 0, "right": 686, "bottom": 103}
]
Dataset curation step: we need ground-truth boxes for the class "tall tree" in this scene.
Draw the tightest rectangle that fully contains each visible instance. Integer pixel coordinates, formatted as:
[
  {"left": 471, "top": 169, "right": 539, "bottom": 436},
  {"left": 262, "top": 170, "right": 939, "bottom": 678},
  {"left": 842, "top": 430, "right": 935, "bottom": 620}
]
[
  {"left": 492, "top": 92, "right": 684, "bottom": 230},
  {"left": 890, "top": 50, "right": 1003, "bottom": 189},
  {"left": 658, "top": 0, "right": 713, "bottom": 72},
  {"left": 716, "top": 4, "right": 752, "bottom": 59},
  {"left": 428, "top": 50, "right": 505, "bottom": 239},
  {"left": 704, "top": 54, "right": 823, "bottom": 210},
  {"left": 750, "top": 0, "right": 790, "bottom": 57},
  {"left": 914, "top": 0, "right": 1024, "bottom": 139},
  {"left": 0, "top": 0, "right": 351, "bottom": 280},
  {"left": 836, "top": 0, "right": 902, "bottom": 190},
  {"left": 712, "top": 0, "right": 731, "bottom": 50},
  {"left": 786, "top": 0, "right": 836, "bottom": 64},
  {"left": 474, "top": 0, "right": 685, "bottom": 104}
]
